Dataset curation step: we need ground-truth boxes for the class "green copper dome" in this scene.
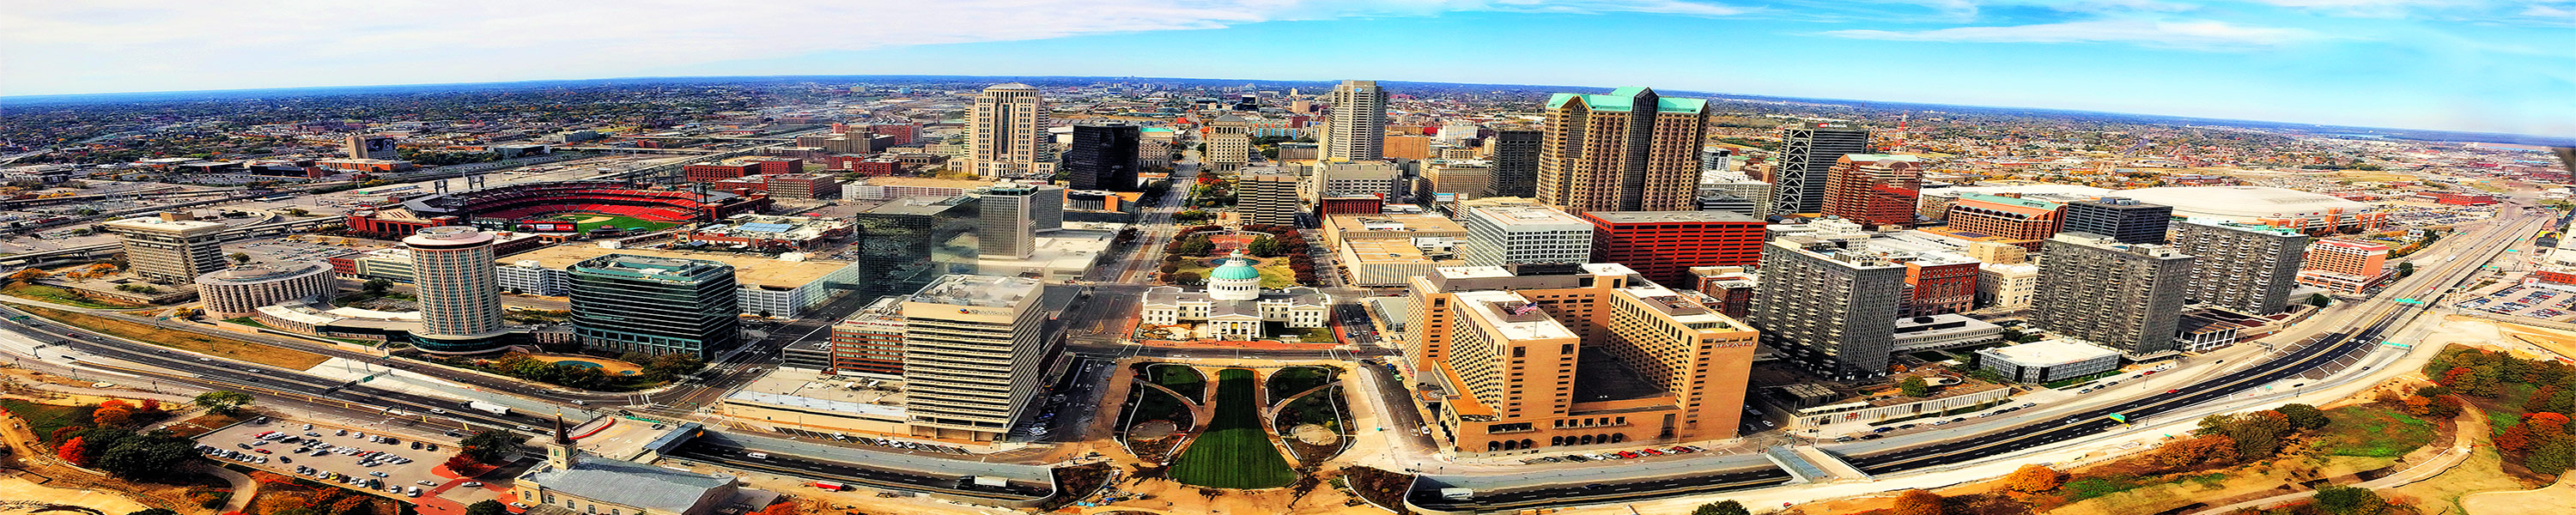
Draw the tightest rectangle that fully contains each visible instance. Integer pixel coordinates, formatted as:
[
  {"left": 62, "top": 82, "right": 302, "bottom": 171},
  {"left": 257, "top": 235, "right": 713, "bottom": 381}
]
[{"left": 1212, "top": 251, "right": 1261, "bottom": 281}]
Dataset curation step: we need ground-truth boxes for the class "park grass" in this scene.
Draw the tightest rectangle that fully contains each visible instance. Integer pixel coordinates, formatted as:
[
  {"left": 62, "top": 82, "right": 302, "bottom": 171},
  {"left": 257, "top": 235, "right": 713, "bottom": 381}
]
[
  {"left": 1128, "top": 385, "right": 1190, "bottom": 427},
  {"left": 18, "top": 305, "right": 330, "bottom": 370},
  {"left": 550, "top": 212, "right": 679, "bottom": 233},
  {"left": 1263, "top": 322, "right": 1334, "bottom": 343},
  {"left": 1275, "top": 385, "right": 1346, "bottom": 433},
  {"left": 1170, "top": 368, "right": 1297, "bottom": 489},
  {"left": 0, "top": 398, "right": 98, "bottom": 443},
  {"left": 1266, "top": 366, "right": 1336, "bottom": 402},
  {"left": 2316, "top": 404, "right": 2438, "bottom": 457},
  {"left": 1147, "top": 364, "right": 1206, "bottom": 403},
  {"left": 3, "top": 282, "right": 143, "bottom": 309},
  {"left": 2063, "top": 473, "right": 2151, "bottom": 500}
]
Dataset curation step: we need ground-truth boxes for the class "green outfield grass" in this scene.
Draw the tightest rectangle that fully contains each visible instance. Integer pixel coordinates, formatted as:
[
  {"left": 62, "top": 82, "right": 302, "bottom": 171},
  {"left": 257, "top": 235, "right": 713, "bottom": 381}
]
[
  {"left": 550, "top": 212, "right": 681, "bottom": 233},
  {"left": 1170, "top": 368, "right": 1297, "bottom": 488}
]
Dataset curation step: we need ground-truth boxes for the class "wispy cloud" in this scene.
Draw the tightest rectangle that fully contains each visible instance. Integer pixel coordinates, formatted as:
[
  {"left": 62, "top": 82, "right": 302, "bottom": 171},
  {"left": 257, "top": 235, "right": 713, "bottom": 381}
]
[{"left": 1820, "top": 18, "right": 2336, "bottom": 49}]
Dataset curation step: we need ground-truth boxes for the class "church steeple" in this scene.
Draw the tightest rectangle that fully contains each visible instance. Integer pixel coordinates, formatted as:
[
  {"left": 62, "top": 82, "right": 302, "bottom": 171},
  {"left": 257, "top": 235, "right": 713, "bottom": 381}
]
[{"left": 546, "top": 410, "right": 576, "bottom": 469}]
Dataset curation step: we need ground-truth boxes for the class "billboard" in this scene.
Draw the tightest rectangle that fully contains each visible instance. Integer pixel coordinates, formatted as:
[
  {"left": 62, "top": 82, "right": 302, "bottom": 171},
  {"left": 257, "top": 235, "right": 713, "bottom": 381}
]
[{"left": 513, "top": 220, "right": 579, "bottom": 233}]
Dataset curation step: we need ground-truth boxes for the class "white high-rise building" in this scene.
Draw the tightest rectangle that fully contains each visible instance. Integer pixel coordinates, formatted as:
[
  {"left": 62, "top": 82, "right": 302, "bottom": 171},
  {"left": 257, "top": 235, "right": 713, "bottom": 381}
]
[
  {"left": 1458, "top": 204, "right": 1594, "bottom": 268},
  {"left": 964, "top": 83, "right": 1053, "bottom": 179},
  {"left": 1321, "top": 80, "right": 1387, "bottom": 161},
  {"left": 102, "top": 216, "right": 229, "bottom": 282},
  {"left": 404, "top": 227, "right": 508, "bottom": 354},
  {"left": 900, "top": 275, "right": 1049, "bottom": 442}
]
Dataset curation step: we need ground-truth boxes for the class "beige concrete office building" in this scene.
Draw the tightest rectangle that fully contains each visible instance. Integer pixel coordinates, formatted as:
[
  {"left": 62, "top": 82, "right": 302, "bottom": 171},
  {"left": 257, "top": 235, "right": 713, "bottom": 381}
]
[
  {"left": 195, "top": 263, "right": 336, "bottom": 318},
  {"left": 1321, "top": 80, "right": 1388, "bottom": 161},
  {"left": 963, "top": 83, "right": 1053, "bottom": 178},
  {"left": 1535, "top": 87, "right": 1710, "bottom": 214},
  {"left": 900, "top": 275, "right": 1049, "bottom": 442},
  {"left": 104, "top": 216, "right": 229, "bottom": 282}
]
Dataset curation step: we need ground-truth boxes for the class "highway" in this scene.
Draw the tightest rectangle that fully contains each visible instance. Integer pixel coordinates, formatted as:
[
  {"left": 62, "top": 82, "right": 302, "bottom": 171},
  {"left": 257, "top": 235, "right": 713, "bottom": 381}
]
[{"left": 1407, "top": 206, "right": 2549, "bottom": 512}]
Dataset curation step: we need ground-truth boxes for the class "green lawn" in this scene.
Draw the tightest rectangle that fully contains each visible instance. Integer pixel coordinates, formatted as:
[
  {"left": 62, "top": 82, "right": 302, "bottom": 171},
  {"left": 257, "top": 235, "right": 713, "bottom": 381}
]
[
  {"left": 1148, "top": 364, "right": 1206, "bottom": 403},
  {"left": 1267, "top": 367, "right": 1336, "bottom": 402},
  {"left": 1127, "top": 384, "right": 1190, "bottom": 427},
  {"left": 1170, "top": 368, "right": 1297, "bottom": 489},
  {"left": 2317, "top": 404, "right": 2438, "bottom": 457},
  {"left": 1275, "top": 385, "right": 1346, "bottom": 433},
  {"left": 0, "top": 399, "right": 98, "bottom": 444},
  {"left": 2065, "top": 474, "right": 2151, "bottom": 500},
  {"left": 550, "top": 212, "right": 680, "bottom": 233}
]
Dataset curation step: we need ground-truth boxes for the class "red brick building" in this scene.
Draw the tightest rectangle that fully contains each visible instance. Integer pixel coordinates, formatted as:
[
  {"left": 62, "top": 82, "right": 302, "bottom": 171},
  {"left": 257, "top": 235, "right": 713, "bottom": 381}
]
[
  {"left": 1821, "top": 154, "right": 1923, "bottom": 227},
  {"left": 1943, "top": 193, "right": 2063, "bottom": 241},
  {"left": 1582, "top": 210, "right": 1766, "bottom": 287},
  {"left": 1317, "top": 194, "right": 1384, "bottom": 217},
  {"left": 1902, "top": 257, "right": 1979, "bottom": 317},
  {"left": 683, "top": 162, "right": 759, "bottom": 182}
]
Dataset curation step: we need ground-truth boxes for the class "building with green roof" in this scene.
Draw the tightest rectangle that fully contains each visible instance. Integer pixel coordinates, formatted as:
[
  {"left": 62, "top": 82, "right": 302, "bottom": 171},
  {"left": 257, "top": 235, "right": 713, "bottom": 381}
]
[{"left": 1535, "top": 87, "right": 1712, "bottom": 214}]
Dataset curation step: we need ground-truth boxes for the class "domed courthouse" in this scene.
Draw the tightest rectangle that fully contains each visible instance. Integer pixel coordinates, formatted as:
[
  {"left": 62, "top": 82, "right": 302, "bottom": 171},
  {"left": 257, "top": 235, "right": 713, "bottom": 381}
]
[{"left": 1141, "top": 251, "right": 1332, "bottom": 341}]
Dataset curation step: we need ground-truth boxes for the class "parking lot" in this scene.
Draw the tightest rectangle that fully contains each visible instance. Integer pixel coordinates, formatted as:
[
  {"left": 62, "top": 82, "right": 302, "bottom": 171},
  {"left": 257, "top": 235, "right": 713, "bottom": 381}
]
[
  {"left": 196, "top": 416, "right": 498, "bottom": 507},
  {"left": 2456, "top": 283, "right": 2576, "bottom": 321}
]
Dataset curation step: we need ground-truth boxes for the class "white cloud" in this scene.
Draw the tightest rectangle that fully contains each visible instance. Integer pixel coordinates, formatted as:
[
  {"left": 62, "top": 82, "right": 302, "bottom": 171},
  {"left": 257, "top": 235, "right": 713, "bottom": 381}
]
[
  {"left": 0, "top": 0, "right": 1747, "bottom": 95},
  {"left": 1820, "top": 18, "right": 2335, "bottom": 49}
]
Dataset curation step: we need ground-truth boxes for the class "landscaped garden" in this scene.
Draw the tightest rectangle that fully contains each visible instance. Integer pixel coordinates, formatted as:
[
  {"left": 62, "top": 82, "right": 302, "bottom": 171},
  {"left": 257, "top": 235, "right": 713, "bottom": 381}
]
[
  {"left": 1170, "top": 368, "right": 1297, "bottom": 488},
  {"left": 1147, "top": 363, "right": 1206, "bottom": 403}
]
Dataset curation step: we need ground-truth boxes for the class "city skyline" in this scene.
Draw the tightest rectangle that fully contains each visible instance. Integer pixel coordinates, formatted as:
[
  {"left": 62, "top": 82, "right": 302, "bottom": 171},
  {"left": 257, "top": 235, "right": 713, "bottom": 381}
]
[{"left": 3, "top": 1, "right": 2568, "bottom": 137}]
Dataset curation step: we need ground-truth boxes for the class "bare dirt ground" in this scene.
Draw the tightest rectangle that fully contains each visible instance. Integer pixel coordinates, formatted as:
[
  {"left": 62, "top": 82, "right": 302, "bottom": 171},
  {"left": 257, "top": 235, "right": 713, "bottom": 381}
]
[
  {"left": 0, "top": 472, "right": 152, "bottom": 513},
  {"left": 2459, "top": 474, "right": 2576, "bottom": 515}
]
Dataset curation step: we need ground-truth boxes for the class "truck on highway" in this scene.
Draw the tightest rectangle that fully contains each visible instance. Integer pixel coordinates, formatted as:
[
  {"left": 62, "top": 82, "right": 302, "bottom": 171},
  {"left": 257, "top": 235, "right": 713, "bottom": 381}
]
[{"left": 466, "top": 401, "right": 510, "bottom": 415}]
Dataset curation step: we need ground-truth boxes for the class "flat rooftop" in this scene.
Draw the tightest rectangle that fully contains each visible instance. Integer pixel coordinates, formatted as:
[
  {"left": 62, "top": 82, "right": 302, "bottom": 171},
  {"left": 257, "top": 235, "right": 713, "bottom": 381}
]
[
  {"left": 908, "top": 274, "right": 1042, "bottom": 307},
  {"left": 1454, "top": 289, "right": 1574, "bottom": 341},
  {"left": 725, "top": 367, "right": 907, "bottom": 418},
  {"left": 1583, "top": 210, "right": 1762, "bottom": 224},
  {"left": 1981, "top": 338, "right": 2122, "bottom": 366},
  {"left": 856, "top": 196, "right": 969, "bottom": 216},
  {"left": 862, "top": 177, "right": 994, "bottom": 189},
  {"left": 1326, "top": 214, "right": 1467, "bottom": 234},
  {"left": 509, "top": 245, "right": 854, "bottom": 288}
]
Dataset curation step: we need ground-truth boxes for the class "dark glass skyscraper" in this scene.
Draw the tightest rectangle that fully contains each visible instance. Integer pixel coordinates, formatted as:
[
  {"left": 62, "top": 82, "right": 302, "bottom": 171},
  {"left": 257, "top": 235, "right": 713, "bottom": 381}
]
[
  {"left": 1483, "top": 129, "right": 1541, "bottom": 198},
  {"left": 1065, "top": 123, "right": 1141, "bottom": 191},
  {"left": 848, "top": 196, "right": 981, "bottom": 299},
  {"left": 568, "top": 254, "right": 741, "bottom": 359},
  {"left": 1772, "top": 123, "right": 1871, "bottom": 215}
]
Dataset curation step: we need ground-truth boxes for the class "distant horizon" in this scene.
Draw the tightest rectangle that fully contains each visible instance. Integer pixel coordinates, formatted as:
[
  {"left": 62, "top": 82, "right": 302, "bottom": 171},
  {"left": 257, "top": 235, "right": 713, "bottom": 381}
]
[{"left": 8, "top": 73, "right": 2571, "bottom": 147}]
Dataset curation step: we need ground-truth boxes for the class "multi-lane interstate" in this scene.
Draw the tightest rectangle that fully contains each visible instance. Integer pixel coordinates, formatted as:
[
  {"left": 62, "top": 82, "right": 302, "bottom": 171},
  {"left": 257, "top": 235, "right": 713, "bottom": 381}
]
[{"left": 1408, "top": 207, "right": 2549, "bottom": 512}]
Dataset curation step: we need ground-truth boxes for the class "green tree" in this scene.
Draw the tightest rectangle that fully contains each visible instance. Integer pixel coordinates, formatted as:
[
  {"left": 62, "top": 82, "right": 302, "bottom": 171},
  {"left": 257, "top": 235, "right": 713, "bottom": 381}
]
[
  {"left": 464, "top": 500, "right": 508, "bottom": 515},
  {"left": 2396, "top": 261, "right": 2415, "bottom": 278},
  {"left": 1170, "top": 271, "right": 1202, "bottom": 285},
  {"left": 2275, "top": 403, "right": 2330, "bottom": 431},
  {"left": 228, "top": 252, "right": 251, "bottom": 264},
  {"left": 192, "top": 391, "right": 253, "bottom": 415},
  {"left": 362, "top": 278, "right": 393, "bottom": 295},
  {"left": 1899, "top": 377, "right": 1930, "bottom": 397},
  {"left": 2312, "top": 485, "right": 2385, "bottom": 515},
  {"left": 94, "top": 432, "right": 198, "bottom": 480},
  {"left": 1691, "top": 500, "right": 1750, "bottom": 515},
  {"left": 2309, "top": 294, "right": 2330, "bottom": 308},
  {"left": 459, "top": 430, "right": 528, "bottom": 464}
]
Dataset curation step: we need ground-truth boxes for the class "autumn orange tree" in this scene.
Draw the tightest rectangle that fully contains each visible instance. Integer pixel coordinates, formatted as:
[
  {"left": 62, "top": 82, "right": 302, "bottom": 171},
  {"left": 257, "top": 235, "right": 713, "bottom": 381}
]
[
  {"left": 56, "top": 436, "right": 88, "bottom": 465},
  {"left": 93, "top": 407, "right": 133, "bottom": 426},
  {"left": 1892, "top": 489, "right": 1945, "bottom": 515},
  {"left": 2002, "top": 464, "right": 2064, "bottom": 494},
  {"left": 751, "top": 500, "right": 799, "bottom": 515}
]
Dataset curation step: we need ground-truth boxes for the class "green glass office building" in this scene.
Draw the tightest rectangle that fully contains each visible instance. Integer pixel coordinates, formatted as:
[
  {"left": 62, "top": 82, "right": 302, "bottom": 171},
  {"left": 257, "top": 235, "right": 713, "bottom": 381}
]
[{"left": 569, "top": 254, "right": 742, "bottom": 359}]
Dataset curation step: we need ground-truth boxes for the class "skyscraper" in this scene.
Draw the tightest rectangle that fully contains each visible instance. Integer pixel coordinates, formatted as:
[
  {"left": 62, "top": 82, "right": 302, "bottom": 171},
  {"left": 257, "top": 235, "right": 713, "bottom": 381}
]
[
  {"left": 568, "top": 254, "right": 741, "bottom": 359},
  {"left": 346, "top": 135, "right": 397, "bottom": 160},
  {"left": 1750, "top": 236, "right": 1909, "bottom": 380},
  {"left": 1772, "top": 123, "right": 1872, "bottom": 215},
  {"left": 2062, "top": 197, "right": 2175, "bottom": 244},
  {"left": 1205, "top": 113, "right": 1252, "bottom": 173},
  {"left": 973, "top": 184, "right": 1060, "bottom": 259},
  {"left": 2170, "top": 220, "right": 2310, "bottom": 313},
  {"left": 1534, "top": 87, "right": 1710, "bottom": 214},
  {"left": 1239, "top": 167, "right": 1302, "bottom": 227},
  {"left": 963, "top": 83, "right": 1051, "bottom": 178},
  {"left": 103, "top": 216, "right": 228, "bottom": 282},
  {"left": 1321, "top": 80, "right": 1387, "bottom": 161},
  {"left": 848, "top": 196, "right": 979, "bottom": 298},
  {"left": 2033, "top": 233, "right": 2195, "bottom": 356},
  {"left": 1820, "top": 154, "right": 1923, "bottom": 227},
  {"left": 404, "top": 227, "right": 508, "bottom": 353},
  {"left": 901, "top": 275, "right": 1050, "bottom": 442},
  {"left": 1405, "top": 264, "right": 1755, "bottom": 454},
  {"left": 1459, "top": 204, "right": 1594, "bottom": 269},
  {"left": 1483, "top": 129, "right": 1541, "bottom": 198},
  {"left": 1065, "top": 123, "right": 1140, "bottom": 191}
]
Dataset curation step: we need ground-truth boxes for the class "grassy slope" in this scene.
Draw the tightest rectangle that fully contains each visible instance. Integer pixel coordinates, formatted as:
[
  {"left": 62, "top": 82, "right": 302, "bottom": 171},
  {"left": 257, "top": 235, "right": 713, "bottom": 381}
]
[{"left": 1170, "top": 368, "right": 1296, "bottom": 488}]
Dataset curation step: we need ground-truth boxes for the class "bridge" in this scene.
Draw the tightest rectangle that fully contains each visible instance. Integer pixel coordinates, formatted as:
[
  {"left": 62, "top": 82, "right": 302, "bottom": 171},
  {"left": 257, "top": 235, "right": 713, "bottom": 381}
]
[{"left": 0, "top": 187, "right": 237, "bottom": 209}]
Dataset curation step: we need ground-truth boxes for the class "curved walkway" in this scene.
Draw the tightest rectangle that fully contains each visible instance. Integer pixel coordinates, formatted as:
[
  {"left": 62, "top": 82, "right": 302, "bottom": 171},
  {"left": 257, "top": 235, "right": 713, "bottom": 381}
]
[
  {"left": 2187, "top": 403, "right": 2488, "bottom": 515},
  {"left": 191, "top": 462, "right": 257, "bottom": 514}
]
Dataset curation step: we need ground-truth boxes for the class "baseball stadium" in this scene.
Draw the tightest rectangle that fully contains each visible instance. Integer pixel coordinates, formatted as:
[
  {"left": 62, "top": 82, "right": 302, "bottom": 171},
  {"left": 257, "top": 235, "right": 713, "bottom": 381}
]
[{"left": 341, "top": 180, "right": 769, "bottom": 238}]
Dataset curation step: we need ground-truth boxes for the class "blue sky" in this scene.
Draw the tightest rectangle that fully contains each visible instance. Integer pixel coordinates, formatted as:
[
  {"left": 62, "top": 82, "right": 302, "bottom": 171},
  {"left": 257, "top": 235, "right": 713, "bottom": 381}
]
[{"left": 4, "top": 1, "right": 2569, "bottom": 136}]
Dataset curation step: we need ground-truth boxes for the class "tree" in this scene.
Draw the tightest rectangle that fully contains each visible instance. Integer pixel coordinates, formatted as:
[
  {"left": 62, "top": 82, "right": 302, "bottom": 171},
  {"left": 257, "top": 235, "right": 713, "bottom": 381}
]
[
  {"left": 2397, "top": 262, "right": 2415, "bottom": 278},
  {"left": 93, "top": 407, "right": 132, "bottom": 426},
  {"left": 2312, "top": 485, "right": 2386, "bottom": 515},
  {"left": 1899, "top": 377, "right": 1930, "bottom": 397},
  {"left": 2002, "top": 464, "right": 2064, "bottom": 494},
  {"left": 2309, "top": 294, "right": 2330, "bottom": 308},
  {"left": 1690, "top": 500, "right": 1750, "bottom": 515},
  {"left": 94, "top": 433, "right": 200, "bottom": 480},
  {"left": 228, "top": 252, "right": 251, "bottom": 264},
  {"left": 751, "top": 501, "right": 799, "bottom": 515},
  {"left": 1892, "top": 489, "right": 1945, "bottom": 515},
  {"left": 1170, "top": 271, "right": 1201, "bottom": 285},
  {"left": 2276, "top": 403, "right": 2330, "bottom": 431},
  {"left": 459, "top": 430, "right": 528, "bottom": 463},
  {"left": 362, "top": 278, "right": 392, "bottom": 295},
  {"left": 464, "top": 501, "right": 509, "bottom": 515},
  {"left": 194, "top": 391, "right": 253, "bottom": 415},
  {"left": 137, "top": 398, "right": 161, "bottom": 413},
  {"left": 57, "top": 436, "right": 89, "bottom": 465}
]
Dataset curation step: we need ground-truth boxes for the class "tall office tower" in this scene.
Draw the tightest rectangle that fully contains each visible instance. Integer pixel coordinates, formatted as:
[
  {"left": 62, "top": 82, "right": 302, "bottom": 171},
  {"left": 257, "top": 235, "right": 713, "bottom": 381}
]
[
  {"left": 1582, "top": 210, "right": 1765, "bottom": 287},
  {"left": 2299, "top": 239, "right": 2395, "bottom": 293},
  {"left": 2033, "top": 233, "right": 2195, "bottom": 356},
  {"left": 1065, "top": 123, "right": 1141, "bottom": 191},
  {"left": 1483, "top": 130, "right": 1542, "bottom": 198},
  {"left": 346, "top": 135, "right": 397, "bottom": 160},
  {"left": 1820, "top": 154, "right": 1923, "bottom": 227},
  {"left": 404, "top": 227, "right": 509, "bottom": 353},
  {"left": 1459, "top": 204, "right": 1595, "bottom": 269},
  {"left": 103, "top": 216, "right": 229, "bottom": 282},
  {"left": 1946, "top": 193, "right": 2065, "bottom": 243},
  {"left": 848, "top": 196, "right": 980, "bottom": 298},
  {"left": 2062, "top": 197, "right": 2175, "bottom": 244},
  {"left": 1695, "top": 170, "right": 1774, "bottom": 220},
  {"left": 1321, "top": 80, "right": 1388, "bottom": 161},
  {"left": 1239, "top": 167, "right": 1303, "bottom": 227},
  {"left": 963, "top": 83, "right": 1052, "bottom": 178},
  {"left": 568, "top": 254, "right": 741, "bottom": 359},
  {"left": 1534, "top": 87, "right": 1710, "bottom": 214},
  {"left": 973, "top": 185, "right": 1057, "bottom": 258},
  {"left": 1421, "top": 160, "right": 1492, "bottom": 199},
  {"left": 1205, "top": 113, "right": 1253, "bottom": 173},
  {"left": 2170, "top": 220, "right": 2310, "bottom": 313},
  {"left": 1405, "top": 264, "right": 1756, "bottom": 453},
  {"left": 900, "top": 275, "right": 1050, "bottom": 442},
  {"left": 1750, "top": 237, "right": 1909, "bottom": 380},
  {"left": 1772, "top": 123, "right": 1873, "bottom": 215}
]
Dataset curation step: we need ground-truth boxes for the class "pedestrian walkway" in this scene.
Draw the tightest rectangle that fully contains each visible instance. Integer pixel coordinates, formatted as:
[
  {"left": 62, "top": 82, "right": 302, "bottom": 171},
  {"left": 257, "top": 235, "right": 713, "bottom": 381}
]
[{"left": 2185, "top": 404, "right": 2487, "bottom": 515}]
